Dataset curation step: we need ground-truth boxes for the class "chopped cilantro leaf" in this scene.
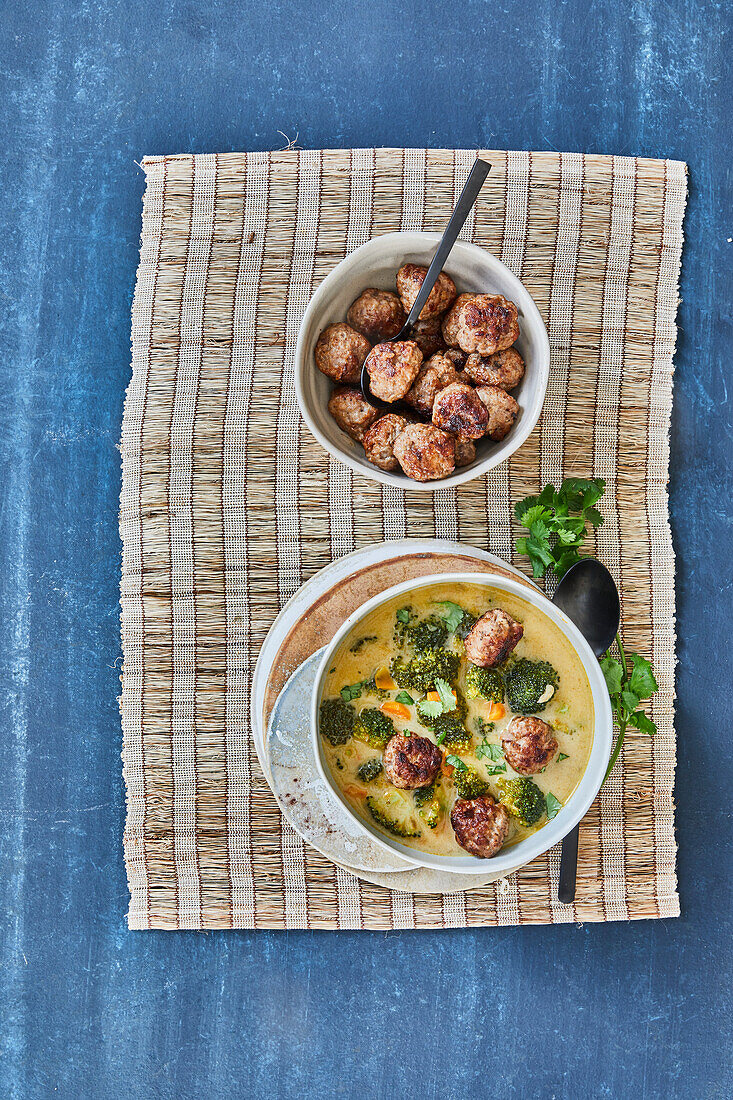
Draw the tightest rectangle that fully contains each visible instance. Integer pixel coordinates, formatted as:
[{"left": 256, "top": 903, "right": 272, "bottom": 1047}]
[
  {"left": 437, "top": 600, "right": 465, "bottom": 633},
  {"left": 435, "top": 678, "right": 456, "bottom": 711},
  {"left": 419, "top": 699, "right": 443, "bottom": 718}
]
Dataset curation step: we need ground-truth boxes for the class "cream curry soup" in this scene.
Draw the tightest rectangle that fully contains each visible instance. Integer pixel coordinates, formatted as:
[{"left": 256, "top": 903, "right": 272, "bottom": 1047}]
[{"left": 319, "top": 582, "right": 594, "bottom": 857}]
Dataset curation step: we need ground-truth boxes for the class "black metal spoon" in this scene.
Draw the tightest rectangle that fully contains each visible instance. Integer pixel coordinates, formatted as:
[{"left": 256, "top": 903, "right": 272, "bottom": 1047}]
[
  {"left": 360, "top": 158, "right": 491, "bottom": 411},
  {"left": 551, "top": 558, "right": 620, "bottom": 904}
]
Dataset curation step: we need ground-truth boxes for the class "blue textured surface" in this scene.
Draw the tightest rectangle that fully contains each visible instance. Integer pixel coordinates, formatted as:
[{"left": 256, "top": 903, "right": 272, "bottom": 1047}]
[{"left": 1, "top": 2, "right": 731, "bottom": 1097}]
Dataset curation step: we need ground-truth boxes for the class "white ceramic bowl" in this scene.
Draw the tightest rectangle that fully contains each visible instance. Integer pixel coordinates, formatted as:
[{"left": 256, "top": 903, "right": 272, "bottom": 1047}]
[
  {"left": 295, "top": 232, "right": 550, "bottom": 491},
  {"left": 311, "top": 572, "right": 613, "bottom": 874}
]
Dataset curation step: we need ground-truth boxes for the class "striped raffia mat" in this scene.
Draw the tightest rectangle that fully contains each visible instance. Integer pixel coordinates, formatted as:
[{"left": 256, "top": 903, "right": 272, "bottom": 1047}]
[{"left": 120, "top": 148, "right": 686, "bottom": 930}]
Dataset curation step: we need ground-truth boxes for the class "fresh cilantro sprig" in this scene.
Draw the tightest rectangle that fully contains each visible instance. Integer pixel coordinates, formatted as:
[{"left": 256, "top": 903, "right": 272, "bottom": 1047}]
[
  {"left": 514, "top": 477, "right": 606, "bottom": 579},
  {"left": 600, "top": 634, "right": 658, "bottom": 781},
  {"left": 513, "top": 478, "right": 659, "bottom": 785}
]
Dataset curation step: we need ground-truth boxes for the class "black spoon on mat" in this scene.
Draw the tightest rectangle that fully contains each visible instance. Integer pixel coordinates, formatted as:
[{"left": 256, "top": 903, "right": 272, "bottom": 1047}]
[
  {"left": 551, "top": 558, "right": 620, "bottom": 904},
  {"left": 360, "top": 158, "right": 491, "bottom": 412}
]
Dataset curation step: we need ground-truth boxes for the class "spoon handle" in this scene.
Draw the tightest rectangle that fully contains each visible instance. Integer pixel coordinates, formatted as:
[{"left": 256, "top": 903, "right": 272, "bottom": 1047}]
[
  {"left": 558, "top": 823, "right": 579, "bottom": 903},
  {"left": 404, "top": 159, "right": 491, "bottom": 328}
]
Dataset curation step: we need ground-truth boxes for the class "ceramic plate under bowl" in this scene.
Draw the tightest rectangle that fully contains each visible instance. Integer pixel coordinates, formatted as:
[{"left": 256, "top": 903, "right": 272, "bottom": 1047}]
[{"left": 295, "top": 232, "right": 550, "bottom": 491}]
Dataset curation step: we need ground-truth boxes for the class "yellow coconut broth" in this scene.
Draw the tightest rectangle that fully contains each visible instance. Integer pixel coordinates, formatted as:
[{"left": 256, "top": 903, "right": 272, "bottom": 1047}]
[{"left": 320, "top": 582, "right": 594, "bottom": 856}]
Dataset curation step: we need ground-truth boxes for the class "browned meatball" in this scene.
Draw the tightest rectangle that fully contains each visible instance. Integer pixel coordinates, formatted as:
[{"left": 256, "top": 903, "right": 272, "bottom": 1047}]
[
  {"left": 502, "top": 717, "right": 559, "bottom": 776},
  {"left": 327, "top": 386, "right": 380, "bottom": 442},
  {"left": 464, "top": 609, "right": 523, "bottom": 668},
  {"left": 346, "top": 288, "right": 406, "bottom": 343},
  {"left": 475, "top": 385, "right": 520, "bottom": 441},
  {"left": 448, "top": 294, "right": 520, "bottom": 355},
  {"left": 443, "top": 347, "right": 468, "bottom": 371},
  {"left": 365, "top": 341, "right": 423, "bottom": 402},
  {"left": 410, "top": 316, "right": 446, "bottom": 359},
  {"left": 432, "top": 382, "right": 490, "bottom": 441},
  {"left": 383, "top": 733, "right": 442, "bottom": 789},
  {"left": 441, "top": 293, "right": 476, "bottom": 346},
  {"left": 393, "top": 423, "right": 456, "bottom": 481},
  {"left": 315, "top": 323, "right": 371, "bottom": 384},
  {"left": 404, "top": 353, "right": 460, "bottom": 417},
  {"left": 464, "top": 347, "right": 525, "bottom": 391},
  {"left": 396, "top": 263, "right": 457, "bottom": 320},
  {"left": 362, "top": 414, "right": 408, "bottom": 471},
  {"left": 454, "top": 438, "right": 476, "bottom": 467},
  {"left": 451, "top": 795, "right": 510, "bottom": 858}
]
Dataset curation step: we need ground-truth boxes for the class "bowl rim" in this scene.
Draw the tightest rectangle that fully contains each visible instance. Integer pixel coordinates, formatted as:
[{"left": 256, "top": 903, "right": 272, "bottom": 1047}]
[
  {"left": 310, "top": 570, "right": 613, "bottom": 874},
  {"left": 294, "top": 231, "right": 550, "bottom": 492}
]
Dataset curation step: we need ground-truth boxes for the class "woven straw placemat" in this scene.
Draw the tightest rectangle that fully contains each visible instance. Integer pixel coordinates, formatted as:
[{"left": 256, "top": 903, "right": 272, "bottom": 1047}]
[{"left": 120, "top": 148, "right": 686, "bottom": 929}]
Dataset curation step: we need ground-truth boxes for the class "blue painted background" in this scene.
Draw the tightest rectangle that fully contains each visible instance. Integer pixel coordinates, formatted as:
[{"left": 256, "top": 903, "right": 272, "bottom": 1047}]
[{"left": 2, "top": 1, "right": 731, "bottom": 1097}]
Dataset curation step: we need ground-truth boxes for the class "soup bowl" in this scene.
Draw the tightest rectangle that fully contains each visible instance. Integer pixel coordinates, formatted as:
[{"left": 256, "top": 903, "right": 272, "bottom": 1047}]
[
  {"left": 295, "top": 232, "right": 550, "bottom": 491},
  {"left": 311, "top": 572, "right": 613, "bottom": 875}
]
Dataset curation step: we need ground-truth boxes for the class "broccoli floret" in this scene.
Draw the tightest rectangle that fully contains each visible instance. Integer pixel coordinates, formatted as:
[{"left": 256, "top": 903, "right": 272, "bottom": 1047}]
[
  {"left": 452, "top": 763, "right": 489, "bottom": 800},
  {"left": 418, "top": 803, "right": 441, "bottom": 829},
  {"left": 413, "top": 784, "right": 442, "bottom": 828},
  {"left": 404, "top": 615, "right": 449, "bottom": 653},
  {"left": 319, "top": 698, "right": 355, "bottom": 746},
  {"left": 465, "top": 664, "right": 505, "bottom": 702},
  {"left": 412, "top": 784, "right": 435, "bottom": 808},
  {"left": 440, "top": 721, "right": 473, "bottom": 750},
  {"left": 357, "top": 758, "right": 383, "bottom": 783},
  {"left": 390, "top": 649, "right": 461, "bottom": 694},
  {"left": 366, "top": 793, "right": 420, "bottom": 838},
  {"left": 340, "top": 677, "right": 388, "bottom": 703},
  {"left": 497, "top": 777, "right": 546, "bottom": 826},
  {"left": 504, "top": 659, "right": 559, "bottom": 715},
  {"left": 473, "top": 715, "right": 495, "bottom": 738},
  {"left": 362, "top": 676, "right": 389, "bottom": 700},
  {"left": 418, "top": 709, "right": 464, "bottom": 742},
  {"left": 353, "top": 707, "right": 394, "bottom": 749}
]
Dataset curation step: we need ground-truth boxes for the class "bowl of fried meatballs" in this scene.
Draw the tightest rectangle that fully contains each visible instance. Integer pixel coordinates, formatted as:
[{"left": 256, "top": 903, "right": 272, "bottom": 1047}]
[
  {"left": 295, "top": 232, "right": 550, "bottom": 489},
  {"left": 311, "top": 572, "right": 612, "bottom": 874}
]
